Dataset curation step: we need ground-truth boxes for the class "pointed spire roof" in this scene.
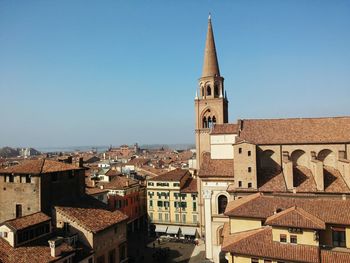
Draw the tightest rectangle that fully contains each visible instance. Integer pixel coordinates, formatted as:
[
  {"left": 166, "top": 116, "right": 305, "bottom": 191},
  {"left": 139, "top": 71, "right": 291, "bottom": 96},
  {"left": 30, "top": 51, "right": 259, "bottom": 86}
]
[{"left": 202, "top": 14, "right": 220, "bottom": 78}]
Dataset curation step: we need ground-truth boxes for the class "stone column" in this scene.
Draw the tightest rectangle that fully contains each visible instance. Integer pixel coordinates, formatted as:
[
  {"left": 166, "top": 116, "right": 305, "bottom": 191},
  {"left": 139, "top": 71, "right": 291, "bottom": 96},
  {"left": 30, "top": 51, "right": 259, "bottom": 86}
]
[{"left": 203, "top": 189, "right": 213, "bottom": 260}]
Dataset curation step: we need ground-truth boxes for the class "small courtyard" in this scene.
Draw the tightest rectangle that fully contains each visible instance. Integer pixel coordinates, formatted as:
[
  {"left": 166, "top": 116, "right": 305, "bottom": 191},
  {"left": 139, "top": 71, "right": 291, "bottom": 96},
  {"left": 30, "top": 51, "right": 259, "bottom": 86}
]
[{"left": 127, "top": 230, "right": 206, "bottom": 263}]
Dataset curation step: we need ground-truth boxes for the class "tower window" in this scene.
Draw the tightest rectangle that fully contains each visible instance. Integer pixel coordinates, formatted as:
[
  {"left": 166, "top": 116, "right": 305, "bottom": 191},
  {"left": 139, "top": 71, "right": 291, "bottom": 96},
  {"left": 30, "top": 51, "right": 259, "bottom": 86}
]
[
  {"left": 208, "top": 116, "right": 212, "bottom": 128},
  {"left": 203, "top": 117, "right": 207, "bottom": 128},
  {"left": 248, "top": 182, "right": 252, "bottom": 188},
  {"left": 248, "top": 167, "right": 252, "bottom": 173},
  {"left": 207, "top": 85, "right": 211, "bottom": 96},
  {"left": 214, "top": 85, "right": 219, "bottom": 96},
  {"left": 239, "top": 148, "right": 242, "bottom": 154},
  {"left": 212, "top": 116, "right": 216, "bottom": 126},
  {"left": 238, "top": 181, "right": 242, "bottom": 187},
  {"left": 248, "top": 151, "right": 251, "bottom": 156}
]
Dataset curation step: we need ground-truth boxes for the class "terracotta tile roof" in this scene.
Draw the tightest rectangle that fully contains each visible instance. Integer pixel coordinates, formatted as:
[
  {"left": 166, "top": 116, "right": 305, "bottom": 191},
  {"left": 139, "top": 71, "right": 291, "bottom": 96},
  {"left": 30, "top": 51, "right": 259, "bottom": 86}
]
[
  {"left": 105, "top": 169, "right": 120, "bottom": 177},
  {"left": 198, "top": 152, "right": 234, "bottom": 178},
  {"left": 321, "top": 250, "right": 350, "bottom": 262},
  {"left": 293, "top": 166, "right": 317, "bottom": 192},
  {"left": 55, "top": 206, "right": 128, "bottom": 233},
  {"left": 258, "top": 169, "right": 287, "bottom": 192},
  {"left": 98, "top": 176, "right": 138, "bottom": 190},
  {"left": 0, "top": 159, "right": 82, "bottom": 174},
  {"left": 85, "top": 186, "right": 109, "bottom": 195},
  {"left": 0, "top": 236, "right": 75, "bottom": 263},
  {"left": 324, "top": 166, "right": 350, "bottom": 193},
  {"left": 225, "top": 193, "right": 350, "bottom": 225},
  {"left": 237, "top": 116, "right": 350, "bottom": 145},
  {"left": 211, "top": 124, "right": 238, "bottom": 135},
  {"left": 149, "top": 168, "right": 190, "bottom": 182},
  {"left": 125, "top": 158, "right": 150, "bottom": 166},
  {"left": 265, "top": 206, "right": 326, "bottom": 230},
  {"left": 222, "top": 226, "right": 320, "bottom": 263},
  {"left": 228, "top": 166, "right": 350, "bottom": 194},
  {"left": 180, "top": 178, "right": 198, "bottom": 193},
  {"left": 2, "top": 212, "right": 51, "bottom": 231}
]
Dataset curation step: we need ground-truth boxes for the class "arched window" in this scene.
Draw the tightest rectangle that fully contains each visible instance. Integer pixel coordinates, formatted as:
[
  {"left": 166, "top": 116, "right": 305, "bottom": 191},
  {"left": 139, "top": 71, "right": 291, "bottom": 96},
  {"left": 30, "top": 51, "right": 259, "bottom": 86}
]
[
  {"left": 218, "top": 195, "right": 228, "bottom": 214},
  {"left": 207, "top": 85, "right": 211, "bottom": 96},
  {"left": 214, "top": 85, "right": 219, "bottom": 96},
  {"left": 212, "top": 116, "right": 216, "bottom": 126},
  {"left": 207, "top": 116, "right": 212, "bottom": 128},
  {"left": 203, "top": 117, "right": 207, "bottom": 128},
  {"left": 318, "top": 149, "right": 336, "bottom": 167},
  {"left": 201, "top": 87, "right": 204, "bottom": 97}
]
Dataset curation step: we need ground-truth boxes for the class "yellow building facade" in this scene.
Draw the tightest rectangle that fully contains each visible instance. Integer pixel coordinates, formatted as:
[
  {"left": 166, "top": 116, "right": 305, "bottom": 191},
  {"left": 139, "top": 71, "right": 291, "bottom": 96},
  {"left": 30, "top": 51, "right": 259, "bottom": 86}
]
[{"left": 146, "top": 169, "right": 199, "bottom": 237}]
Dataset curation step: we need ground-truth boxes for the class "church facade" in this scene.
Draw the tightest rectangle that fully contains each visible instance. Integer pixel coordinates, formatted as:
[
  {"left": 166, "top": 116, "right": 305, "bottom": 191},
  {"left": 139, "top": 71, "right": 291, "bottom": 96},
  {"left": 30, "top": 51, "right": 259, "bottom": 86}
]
[{"left": 194, "top": 16, "right": 350, "bottom": 263}]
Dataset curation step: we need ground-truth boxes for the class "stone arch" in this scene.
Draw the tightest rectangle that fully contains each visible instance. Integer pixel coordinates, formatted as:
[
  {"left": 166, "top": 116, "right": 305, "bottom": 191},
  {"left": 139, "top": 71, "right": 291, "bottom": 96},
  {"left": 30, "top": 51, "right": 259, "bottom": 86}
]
[
  {"left": 291, "top": 150, "right": 308, "bottom": 167},
  {"left": 216, "top": 225, "right": 224, "bottom": 245},
  {"left": 214, "top": 83, "right": 219, "bottom": 96},
  {"left": 207, "top": 116, "right": 212, "bottom": 128},
  {"left": 318, "top": 149, "right": 336, "bottom": 167},
  {"left": 217, "top": 194, "right": 228, "bottom": 214},
  {"left": 202, "top": 117, "right": 207, "bottom": 128},
  {"left": 207, "top": 85, "right": 212, "bottom": 96},
  {"left": 200, "top": 108, "right": 218, "bottom": 126}
]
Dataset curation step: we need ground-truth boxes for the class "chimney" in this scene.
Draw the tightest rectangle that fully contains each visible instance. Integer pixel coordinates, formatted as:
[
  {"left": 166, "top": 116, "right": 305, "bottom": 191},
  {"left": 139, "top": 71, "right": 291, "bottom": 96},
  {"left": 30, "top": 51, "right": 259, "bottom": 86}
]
[
  {"left": 48, "top": 237, "right": 64, "bottom": 257},
  {"left": 67, "top": 156, "right": 73, "bottom": 164},
  {"left": 78, "top": 157, "right": 84, "bottom": 168}
]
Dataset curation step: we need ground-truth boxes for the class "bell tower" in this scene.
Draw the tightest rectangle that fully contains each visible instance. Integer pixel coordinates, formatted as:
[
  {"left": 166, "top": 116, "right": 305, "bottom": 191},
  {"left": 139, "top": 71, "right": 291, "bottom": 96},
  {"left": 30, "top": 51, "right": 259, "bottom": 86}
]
[{"left": 195, "top": 14, "right": 228, "bottom": 169}]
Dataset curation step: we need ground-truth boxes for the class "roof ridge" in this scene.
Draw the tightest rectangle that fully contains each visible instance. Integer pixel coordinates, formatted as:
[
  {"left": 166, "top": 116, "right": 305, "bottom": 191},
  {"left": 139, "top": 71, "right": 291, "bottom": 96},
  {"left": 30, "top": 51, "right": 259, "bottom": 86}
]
[
  {"left": 39, "top": 158, "right": 46, "bottom": 174},
  {"left": 295, "top": 206, "right": 325, "bottom": 228},
  {"left": 241, "top": 116, "right": 350, "bottom": 122},
  {"left": 224, "top": 193, "right": 262, "bottom": 215}
]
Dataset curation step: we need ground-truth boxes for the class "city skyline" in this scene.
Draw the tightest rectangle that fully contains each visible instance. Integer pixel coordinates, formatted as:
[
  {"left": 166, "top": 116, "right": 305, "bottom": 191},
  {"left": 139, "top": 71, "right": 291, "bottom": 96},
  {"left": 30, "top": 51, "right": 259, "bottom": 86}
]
[{"left": 1, "top": 1, "right": 350, "bottom": 148}]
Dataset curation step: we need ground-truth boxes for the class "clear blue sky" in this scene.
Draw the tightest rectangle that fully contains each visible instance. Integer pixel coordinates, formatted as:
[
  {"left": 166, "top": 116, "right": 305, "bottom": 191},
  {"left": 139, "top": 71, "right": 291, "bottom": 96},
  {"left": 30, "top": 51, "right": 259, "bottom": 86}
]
[{"left": 1, "top": 1, "right": 350, "bottom": 148}]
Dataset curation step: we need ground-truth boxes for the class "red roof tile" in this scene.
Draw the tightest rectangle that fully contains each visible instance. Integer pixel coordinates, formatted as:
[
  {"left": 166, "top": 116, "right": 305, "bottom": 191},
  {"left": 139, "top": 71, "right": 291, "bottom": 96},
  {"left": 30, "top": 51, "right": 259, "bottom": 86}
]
[
  {"left": 198, "top": 152, "right": 234, "bottom": 178},
  {"left": 0, "top": 159, "right": 82, "bottom": 174},
  {"left": 180, "top": 178, "right": 198, "bottom": 193},
  {"left": 211, "top": 124, "right": 238, "bottom": 135},
  {"left": 55, "top": 206, "right": 128, "bottom": 233},
  {"left": 225, "top": 193, "right": 350, "bottom": 225},
  {"left": 98, "top": 176, "right": 138, "bottom": 190},
  {"left": 2, "top": 212, "right": 51, "bottom": 231},
  {"left": 149, "top": 168, "right": 189, "bottom": 182},
  {"left": 237, "top": 116, "right": 350, "bottom": 145},
  {"left": 265, "top": 206, "right": 326, "bottom": 230},
  {"left": 222, "top": 226, "right": 320, "bottom": 263}
]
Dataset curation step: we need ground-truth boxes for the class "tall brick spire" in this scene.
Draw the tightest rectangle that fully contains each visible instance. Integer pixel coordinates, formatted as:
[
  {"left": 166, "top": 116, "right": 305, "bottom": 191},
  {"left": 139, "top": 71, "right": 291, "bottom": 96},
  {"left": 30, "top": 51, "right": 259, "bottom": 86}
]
[{"left": 202, "top": 14, "right": 220, "bottom": 78}]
